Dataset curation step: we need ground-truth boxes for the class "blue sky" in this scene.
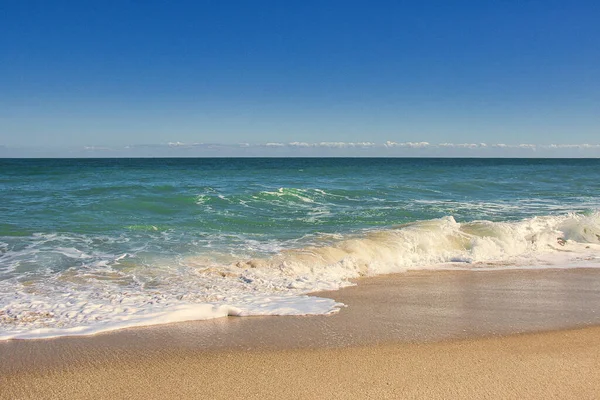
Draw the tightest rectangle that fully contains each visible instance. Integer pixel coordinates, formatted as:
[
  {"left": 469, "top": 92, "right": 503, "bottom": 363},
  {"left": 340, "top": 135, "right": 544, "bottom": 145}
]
[{"left": 1, "top": 1, "right": 599, "bottom": 157}]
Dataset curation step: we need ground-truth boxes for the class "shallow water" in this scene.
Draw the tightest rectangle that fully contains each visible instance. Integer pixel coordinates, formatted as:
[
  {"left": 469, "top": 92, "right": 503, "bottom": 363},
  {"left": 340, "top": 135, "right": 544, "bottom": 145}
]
[{"left": 1, "top": 158, "right": 599, "bottom": 339}]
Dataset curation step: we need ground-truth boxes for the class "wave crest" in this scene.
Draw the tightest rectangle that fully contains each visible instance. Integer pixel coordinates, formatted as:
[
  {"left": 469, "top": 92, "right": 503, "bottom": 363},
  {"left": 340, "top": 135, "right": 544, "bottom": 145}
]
[{"left": 232, "top": 213, "right": 600, "bottom": 276}]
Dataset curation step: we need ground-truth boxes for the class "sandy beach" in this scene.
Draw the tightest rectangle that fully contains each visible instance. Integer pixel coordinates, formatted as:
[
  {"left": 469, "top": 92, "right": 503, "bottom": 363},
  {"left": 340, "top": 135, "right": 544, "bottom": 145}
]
[
  {"left": 2, "top": 268, "right": 600, "bottom": 399},
  {"left": 4, "top": 0, "right": 600, "bottom": 397}
]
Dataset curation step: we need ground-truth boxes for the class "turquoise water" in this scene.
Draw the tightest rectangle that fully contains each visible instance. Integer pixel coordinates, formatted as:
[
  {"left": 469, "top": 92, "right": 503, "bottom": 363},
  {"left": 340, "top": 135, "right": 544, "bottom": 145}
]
[{"left": 1, "top": 158, "right": 600, "bottom": 339}]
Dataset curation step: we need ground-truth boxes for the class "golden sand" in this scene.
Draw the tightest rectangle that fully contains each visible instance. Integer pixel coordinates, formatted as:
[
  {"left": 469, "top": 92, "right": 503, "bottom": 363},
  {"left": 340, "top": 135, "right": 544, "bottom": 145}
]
[
  {"left": 2, "top": 327, "right": 600, "bottom": 399},
  {"left": 2, "top": 269, "right": 600, "bottom": 399}
]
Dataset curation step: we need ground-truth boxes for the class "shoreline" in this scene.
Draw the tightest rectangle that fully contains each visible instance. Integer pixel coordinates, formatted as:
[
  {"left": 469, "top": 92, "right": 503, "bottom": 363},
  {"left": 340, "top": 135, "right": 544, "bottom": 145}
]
[{"left": 2, "top": 268, "right": 600, "bottom": 398}]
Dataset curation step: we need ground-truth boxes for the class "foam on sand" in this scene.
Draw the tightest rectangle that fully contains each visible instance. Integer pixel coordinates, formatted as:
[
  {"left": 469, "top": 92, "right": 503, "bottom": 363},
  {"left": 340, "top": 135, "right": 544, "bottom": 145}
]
[{"left": 2, "top": 212, "right": 600, "bottom": 340}]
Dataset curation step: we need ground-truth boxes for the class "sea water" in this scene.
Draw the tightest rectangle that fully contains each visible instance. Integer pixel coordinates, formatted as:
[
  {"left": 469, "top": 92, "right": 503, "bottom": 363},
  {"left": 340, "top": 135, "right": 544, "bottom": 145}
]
[{"left": 1, "top": 158, "right": 599, "bottom": 339}]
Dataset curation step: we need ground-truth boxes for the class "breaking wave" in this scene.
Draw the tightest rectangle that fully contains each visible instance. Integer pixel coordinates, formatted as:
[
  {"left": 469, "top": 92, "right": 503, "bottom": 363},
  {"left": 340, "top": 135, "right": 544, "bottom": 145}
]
[{"left": 2, "top": 212, "right": 600, "bottom": 340}]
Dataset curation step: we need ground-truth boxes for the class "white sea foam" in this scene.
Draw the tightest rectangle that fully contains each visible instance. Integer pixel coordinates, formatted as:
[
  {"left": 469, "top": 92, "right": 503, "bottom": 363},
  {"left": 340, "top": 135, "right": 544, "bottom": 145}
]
[{"left": 1, "top": 212, "right": 600, "bottom": 340}]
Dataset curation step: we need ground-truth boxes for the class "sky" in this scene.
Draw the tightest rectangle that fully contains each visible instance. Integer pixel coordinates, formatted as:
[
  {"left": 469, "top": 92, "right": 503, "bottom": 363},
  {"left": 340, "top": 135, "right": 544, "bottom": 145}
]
[{"left": 1, "top": 0, "right": 599, "bottom": 157}]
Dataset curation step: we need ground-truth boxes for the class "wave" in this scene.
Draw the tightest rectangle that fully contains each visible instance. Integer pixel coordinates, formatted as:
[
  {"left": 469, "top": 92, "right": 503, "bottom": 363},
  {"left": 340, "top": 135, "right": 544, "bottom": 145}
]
[
  {"left": 192, "top": 188, "right": 600, "bottom": 230},
  {"left": 196, "top": 187, "right": 336, "bottom": 208},
  {"left": 2, "top": 212, "right": 599, "bottom": 340},
  {"left": 231, "top": 212, "right": 600, "bottom": 276}
]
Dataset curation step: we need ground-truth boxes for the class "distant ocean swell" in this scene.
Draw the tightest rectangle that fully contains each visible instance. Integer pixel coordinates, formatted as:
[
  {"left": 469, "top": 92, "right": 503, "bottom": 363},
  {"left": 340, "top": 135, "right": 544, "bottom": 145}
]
[{"left": 1, "top": 212, "right": 599, "bottom": 340}]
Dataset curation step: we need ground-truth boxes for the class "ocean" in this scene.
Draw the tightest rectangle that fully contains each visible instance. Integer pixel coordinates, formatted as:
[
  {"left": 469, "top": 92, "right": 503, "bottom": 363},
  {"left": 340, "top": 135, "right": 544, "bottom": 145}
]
[{"left": 1, "top": 158, "right": 599, "bottom": 340}]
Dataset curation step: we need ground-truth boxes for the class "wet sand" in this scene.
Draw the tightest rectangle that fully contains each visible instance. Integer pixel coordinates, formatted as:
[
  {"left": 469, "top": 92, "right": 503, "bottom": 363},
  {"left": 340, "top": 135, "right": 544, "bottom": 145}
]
[{"left": 2, "top": 268, "right": 600, "bottom": 399}]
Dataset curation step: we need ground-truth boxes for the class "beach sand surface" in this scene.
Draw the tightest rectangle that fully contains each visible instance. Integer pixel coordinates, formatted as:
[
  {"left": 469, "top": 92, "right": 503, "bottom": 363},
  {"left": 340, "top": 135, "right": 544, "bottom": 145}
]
[{"left": 2, "top": 268, "right": 600, "bottom": 399}]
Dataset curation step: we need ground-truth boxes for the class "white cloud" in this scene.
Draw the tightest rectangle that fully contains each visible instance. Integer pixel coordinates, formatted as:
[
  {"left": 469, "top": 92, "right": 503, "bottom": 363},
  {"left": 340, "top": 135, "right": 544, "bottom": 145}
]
[
  {"left": 518, "top": 144, "right": 537, "bottom": 150},
  {"left": 123, "top": 141, "right": 600, "bottom": 152},
  {"left": 353, "top": 142, "right": 377, "bottom": 147},
  {"left": 546, "top": 144, "right": 600, "bottom": 149},
  {"left": 289, "top": 142, "right": 312, "bottom": 147},
  {"left": 317, "top": 141, "right": 376, "bottom": 148},
  {"left": 282, "top": 141, "right": 377, "bottom": 148},
  {"left": 385, "top": 141, "right": 430, "bottom": 148},
  {"left": 317, "top": 142, "right": 349, "bottom": 148},
  {"left": 438, "top": 143, "right": 485, "bottom": 149},
  {"left": 489, "top": 143, "right": 537, "bottom": 150},
  {"left": 23, "top": 141, "right": 585, "bottom": 158}
]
